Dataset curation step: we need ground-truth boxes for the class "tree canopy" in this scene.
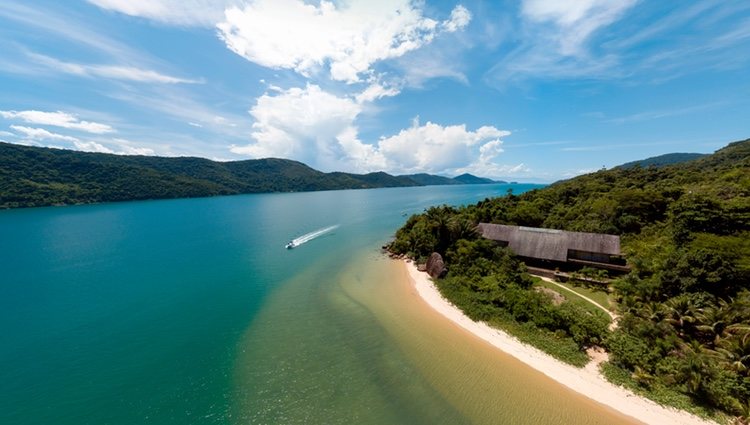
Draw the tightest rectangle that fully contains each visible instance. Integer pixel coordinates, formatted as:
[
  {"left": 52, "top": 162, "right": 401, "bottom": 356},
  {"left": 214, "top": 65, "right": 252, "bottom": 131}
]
[
  {"left": 389, "top": 138, "right": 750, "bottom": 419},
  {"left": 0, "top": 142, "right": 500, "bottom": 209}
]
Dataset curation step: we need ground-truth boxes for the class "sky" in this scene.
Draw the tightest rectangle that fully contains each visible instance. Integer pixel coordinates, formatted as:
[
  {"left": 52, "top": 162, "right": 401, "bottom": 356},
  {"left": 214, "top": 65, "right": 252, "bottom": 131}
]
[{"left": 0, "top": 1, "right": 748, "bottom": 182}]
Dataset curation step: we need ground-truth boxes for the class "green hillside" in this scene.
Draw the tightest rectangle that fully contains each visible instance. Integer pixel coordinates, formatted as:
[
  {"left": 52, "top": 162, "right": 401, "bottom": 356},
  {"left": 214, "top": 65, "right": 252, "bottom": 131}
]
[
  {"left": 402, "top": 173, "right": 461, "bottom": 186},
  {"left": 0, "top": 142, "right": 498, "bottom": 208},
  {"left": 389, "top": 138, "right": 750, "bottom": 420},
  {"left": 617, "top": 152, "right": 708, "bottom": 169},
  {"left": 453, "top": 173, "right": 505, "bottom": 184}
]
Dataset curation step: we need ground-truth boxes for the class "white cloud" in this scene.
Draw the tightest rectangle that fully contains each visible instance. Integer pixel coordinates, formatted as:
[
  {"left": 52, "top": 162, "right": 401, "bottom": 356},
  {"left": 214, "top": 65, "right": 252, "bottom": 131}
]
[
  {"left": 108, "top": 138, "right": 156, "bottom": 155},
  {"left": 1, "top": 110, "right": 115, "bottom": 134},
  {"left": 443, "top": 5, "right": 472, "bottom": 32},
  {"left": 394, "top": 44, "right": 469, "bottom": 87},
  {"left": 87, "top": 0, "right": 236, "bottom": 26},
  {"left": 232, "top": 84, "right": 511, "bottom": 176},
  {"left": 521, "top": 0, "right": 637, "bottom": 56},
  {"left": 355, "top": 82, "right": 401, "bottom": 103},
  {"left": 27, "top": 53, "right": 200, "bottom": 84},
  {"left": 456, "top": 162, "right": 531, "bottom": 178},
  {"left": 217, "top": 0, "right": 471, "bottom": 83},
  {"left": 73, "top": 140, "right": 115, "bottom": 154},
  {"left": 562, "top": 168, "right": 599, "bottom": 177},
  {"left": 10, "top": 125, "right": 80, "bottom": 142},
  {"left": 90, "top": 65, "right": 199, "bottom": 83},
  {"left": 6, "top": 127, "right": 156, "bottom": 155},
  {"left": 377, "top": 118, "right": 510, "bottom": 174},
  {"left": 3, "top": 139, "right": 42, "bottom": 147},
  {"left": 230, "top": 84, "right": 383, "bottom": 170},
  {"left": 487, "top": 0, "right": 637, "bottom": 84}
]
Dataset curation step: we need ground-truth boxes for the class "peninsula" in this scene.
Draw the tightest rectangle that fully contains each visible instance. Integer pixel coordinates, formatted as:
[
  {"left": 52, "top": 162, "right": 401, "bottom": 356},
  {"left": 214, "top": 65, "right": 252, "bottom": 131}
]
[{"left": 388, "top": 138, "right": 750, "bottom": 423}]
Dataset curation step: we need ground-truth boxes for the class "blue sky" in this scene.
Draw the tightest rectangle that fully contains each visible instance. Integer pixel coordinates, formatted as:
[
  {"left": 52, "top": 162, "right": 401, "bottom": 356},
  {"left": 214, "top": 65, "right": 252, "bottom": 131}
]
[{"left": 0, "top": 0, "right": 748, "bottom": 182}]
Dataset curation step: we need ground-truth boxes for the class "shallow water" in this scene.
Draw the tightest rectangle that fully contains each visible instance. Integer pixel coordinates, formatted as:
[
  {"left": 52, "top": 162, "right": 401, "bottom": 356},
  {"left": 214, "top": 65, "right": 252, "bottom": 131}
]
[
  {"left": 0, "top": 184, "right": 639, "bottom": 424},
  {"left": 232, "top": 251, "right": 639, "bottom": 424}
]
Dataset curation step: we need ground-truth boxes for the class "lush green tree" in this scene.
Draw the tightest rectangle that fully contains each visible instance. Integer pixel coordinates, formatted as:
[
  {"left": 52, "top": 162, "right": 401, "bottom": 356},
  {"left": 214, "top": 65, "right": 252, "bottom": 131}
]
[{"left": 389, "top": 138, "right": 750, "bottom": 418}]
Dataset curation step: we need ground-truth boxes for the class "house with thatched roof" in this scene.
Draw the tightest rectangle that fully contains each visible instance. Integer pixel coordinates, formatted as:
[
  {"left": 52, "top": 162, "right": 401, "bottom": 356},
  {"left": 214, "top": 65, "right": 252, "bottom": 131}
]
[{"left": 477, "top": 223, "right": 629, "bottom": 272}]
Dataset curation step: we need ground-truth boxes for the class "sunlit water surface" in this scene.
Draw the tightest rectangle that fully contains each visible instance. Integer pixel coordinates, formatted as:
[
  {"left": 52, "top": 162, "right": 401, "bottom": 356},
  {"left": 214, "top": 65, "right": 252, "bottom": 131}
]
[{"left": 1, "top": 184, "right": 638, "bottom": 424}]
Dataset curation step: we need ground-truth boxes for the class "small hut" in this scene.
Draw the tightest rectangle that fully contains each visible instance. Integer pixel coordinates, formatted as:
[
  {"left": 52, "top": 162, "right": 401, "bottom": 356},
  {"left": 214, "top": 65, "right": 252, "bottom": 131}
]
[{"left": 476, "top": 223, "right": 629, "bottom": 272}]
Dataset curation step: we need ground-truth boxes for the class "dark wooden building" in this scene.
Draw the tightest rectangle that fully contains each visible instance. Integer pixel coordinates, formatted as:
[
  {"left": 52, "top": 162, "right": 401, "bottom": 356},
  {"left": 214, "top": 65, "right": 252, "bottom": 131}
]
[{"left": 477, "top": 223, "right": 629, "bottom": 272}]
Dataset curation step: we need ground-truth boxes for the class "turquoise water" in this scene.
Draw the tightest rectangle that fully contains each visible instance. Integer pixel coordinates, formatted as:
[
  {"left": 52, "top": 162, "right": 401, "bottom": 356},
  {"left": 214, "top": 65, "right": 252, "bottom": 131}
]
[
  {"left": 1, "top": 184, "right": 636, "bottom": 425},
  {"left": 0, "top": 184, "right": 535, "bottom": 424}
]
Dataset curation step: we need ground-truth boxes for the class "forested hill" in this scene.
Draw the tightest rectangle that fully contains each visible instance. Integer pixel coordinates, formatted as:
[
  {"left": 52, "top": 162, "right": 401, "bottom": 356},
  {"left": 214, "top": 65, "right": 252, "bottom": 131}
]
[
  {"left": 389, "top": 138, "right": 750, "bottom": 419},
  {"left": 453, "top": 173, "right": 505, "bottom": 184},
  {"left": 0, "top": 142, "right": 498, "bottom": 208},
  {"left": 617, "top": 152, "right": 708, "bottom": 169}
]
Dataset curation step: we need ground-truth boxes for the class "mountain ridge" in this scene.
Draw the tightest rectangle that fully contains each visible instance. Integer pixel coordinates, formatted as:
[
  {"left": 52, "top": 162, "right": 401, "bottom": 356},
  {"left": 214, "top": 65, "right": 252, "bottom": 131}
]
[
  {"left": 0, "top": 142, "right": 508, "bottom": 208},
  {"left": 616, "top": 152, "right": 708, "bottom": 169}
]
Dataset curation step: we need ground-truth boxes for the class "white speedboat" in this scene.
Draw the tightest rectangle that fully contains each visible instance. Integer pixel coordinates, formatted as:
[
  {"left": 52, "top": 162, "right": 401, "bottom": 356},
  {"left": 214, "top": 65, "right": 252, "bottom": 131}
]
[{"left": 285, "top": 241, "right": 297, "bottom": 249}]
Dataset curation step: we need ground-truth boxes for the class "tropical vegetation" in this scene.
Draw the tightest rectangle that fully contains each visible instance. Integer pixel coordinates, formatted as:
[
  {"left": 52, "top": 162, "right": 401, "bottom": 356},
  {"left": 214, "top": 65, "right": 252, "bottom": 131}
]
[
  {"left": 0, "top": 142, "right": 500, "bottom": 209},
  {"left": 388, "top": 138, "right": 750, "bottom": 420}
]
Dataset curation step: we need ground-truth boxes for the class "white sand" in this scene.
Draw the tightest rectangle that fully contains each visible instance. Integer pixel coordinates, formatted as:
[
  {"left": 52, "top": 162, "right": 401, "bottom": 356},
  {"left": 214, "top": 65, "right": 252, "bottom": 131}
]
[{"left": 403, "top": 260, "right": 718, "bottom": 425}]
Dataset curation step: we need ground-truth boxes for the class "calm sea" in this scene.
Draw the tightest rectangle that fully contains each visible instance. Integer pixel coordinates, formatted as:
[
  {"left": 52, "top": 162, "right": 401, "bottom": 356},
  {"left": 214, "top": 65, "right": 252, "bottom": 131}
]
[{"left": 0, "top": 184, "right": 639, "bottom": 424}]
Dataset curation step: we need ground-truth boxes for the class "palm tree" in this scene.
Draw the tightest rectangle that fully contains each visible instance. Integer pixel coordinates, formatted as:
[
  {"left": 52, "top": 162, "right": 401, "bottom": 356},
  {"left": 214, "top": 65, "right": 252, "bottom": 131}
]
[
  {"left": 732, "top": 397, "right": 750, "bottom": 425},
  {"left": 448, "top": 217, "right": 478, "bottom": 242},
  {"left": 640, "top": 301, "right": 666, "bottom": 323},
  {"left": 676, "top": 340, "right": 710, "bottom": 394},
  {"left": 663, "top": 296, "right": 697, "bottom": 338},
  {"left": 715, "top": 331, "right": 750, "bottom": 376},
  {"left": 696, "top": 304, "right": 728, "bottom": 347},
  {"left": 425, "top": 206, "right": 452, "bottom": 253}
]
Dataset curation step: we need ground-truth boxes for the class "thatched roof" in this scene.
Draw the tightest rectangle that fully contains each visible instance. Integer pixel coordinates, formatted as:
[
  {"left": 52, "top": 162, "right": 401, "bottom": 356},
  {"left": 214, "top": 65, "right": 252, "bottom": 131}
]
[{"left": 477, "top": 223, "right": 621, "bottom": 262}]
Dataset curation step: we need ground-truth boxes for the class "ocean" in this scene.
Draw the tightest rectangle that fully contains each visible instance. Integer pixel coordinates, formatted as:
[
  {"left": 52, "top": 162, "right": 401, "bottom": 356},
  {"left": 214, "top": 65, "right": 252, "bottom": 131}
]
[{"left": 0, "top": 184, "right": 637, "bottom": 424}]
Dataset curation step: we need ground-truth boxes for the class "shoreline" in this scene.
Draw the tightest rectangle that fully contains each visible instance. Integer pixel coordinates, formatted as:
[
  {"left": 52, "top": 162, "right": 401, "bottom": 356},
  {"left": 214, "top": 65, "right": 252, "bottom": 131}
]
[{"left": 401, "top": 259, "right": 718, "bottom": 425}]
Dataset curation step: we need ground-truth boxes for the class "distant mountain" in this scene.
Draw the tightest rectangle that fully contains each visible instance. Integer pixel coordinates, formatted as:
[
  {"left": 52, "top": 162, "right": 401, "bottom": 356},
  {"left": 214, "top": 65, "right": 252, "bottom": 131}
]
[
  {"left": 617, "top": 152, "right": 707, "bottom": 169},
  {"left": 0, "top": 142, "right": 505, "bottom": 208},
  {"left": 402, "top": 173, "right": 461, "bottom": 186},
  {"left": 452, "top": 173, "right": 506, "bottom": 185},
  {"left": 327, "top": 171, "right": 417, "bottom": 188}
]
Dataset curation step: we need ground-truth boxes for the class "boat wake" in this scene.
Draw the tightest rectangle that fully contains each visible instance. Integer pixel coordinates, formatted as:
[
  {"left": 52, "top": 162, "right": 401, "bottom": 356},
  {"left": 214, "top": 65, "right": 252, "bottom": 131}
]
[{"left": 286, "top": 225, "right": 339, "bottom": 249}]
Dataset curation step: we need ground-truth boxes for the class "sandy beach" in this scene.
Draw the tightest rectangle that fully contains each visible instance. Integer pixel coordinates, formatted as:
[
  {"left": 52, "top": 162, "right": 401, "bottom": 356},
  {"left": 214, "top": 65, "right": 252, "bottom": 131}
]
[{"left": 402, "top": 260, "right": 718, "bottom": 425}]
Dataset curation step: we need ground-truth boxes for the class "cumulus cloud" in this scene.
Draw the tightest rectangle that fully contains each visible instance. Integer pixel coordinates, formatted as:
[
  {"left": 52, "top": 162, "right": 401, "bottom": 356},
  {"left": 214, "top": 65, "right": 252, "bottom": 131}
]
[
  {"left": 455, "top": 160, "right": 531, "bottom": 178},
  {"left": 355, "top": 82, "right": 401, "bottom": 103},
  {"left": 1, "top": 110, "right": 115, "bottom": 134},
  {"left": 218, "top": 0, "right": 471, "bottom": 82},
  {"left": 87, "top": 0, "right": 236, "bottom": 26},
  {"left": 443, "top": 5, "right": 472, "bottom": 32},
  {"left": 377, "top": 118, "right": 510, "bottom": 174},
  {"left": 232, "top": 85, "right": 513, "bottom": 176},
  {"left": 230, "top": 84, "right": 384, "bottom": 171}
]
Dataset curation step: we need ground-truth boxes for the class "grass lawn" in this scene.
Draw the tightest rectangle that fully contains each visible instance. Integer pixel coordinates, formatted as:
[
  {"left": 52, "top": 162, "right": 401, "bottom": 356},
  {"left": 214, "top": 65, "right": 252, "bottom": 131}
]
[{"left": 532, "top": 277, "right": 613, "bottom": 319}]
